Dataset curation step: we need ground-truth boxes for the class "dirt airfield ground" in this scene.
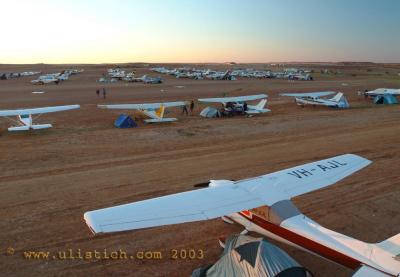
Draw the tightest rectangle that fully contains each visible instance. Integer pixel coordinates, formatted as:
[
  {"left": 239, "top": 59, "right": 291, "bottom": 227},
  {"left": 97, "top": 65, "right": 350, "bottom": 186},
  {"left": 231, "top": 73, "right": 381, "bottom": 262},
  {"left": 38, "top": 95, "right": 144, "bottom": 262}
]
[{"left": 1, "top": 63, "right": 400, "bottom": 277}]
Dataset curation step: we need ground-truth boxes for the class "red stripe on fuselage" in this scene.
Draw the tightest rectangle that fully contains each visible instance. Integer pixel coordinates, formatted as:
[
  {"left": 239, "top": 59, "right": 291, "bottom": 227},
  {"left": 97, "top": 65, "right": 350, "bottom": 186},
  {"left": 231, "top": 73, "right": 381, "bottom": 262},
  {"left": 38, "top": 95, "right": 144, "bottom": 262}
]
[{"left": 238, "top": 212, "right": 361, "bottom": 270}]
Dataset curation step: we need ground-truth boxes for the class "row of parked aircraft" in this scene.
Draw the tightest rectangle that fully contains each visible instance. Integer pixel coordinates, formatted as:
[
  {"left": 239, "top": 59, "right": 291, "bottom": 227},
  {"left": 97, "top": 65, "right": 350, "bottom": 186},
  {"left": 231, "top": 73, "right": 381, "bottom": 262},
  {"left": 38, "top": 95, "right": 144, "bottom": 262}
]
[
  {"left": 99, "top": 68, "right": 162, "bottom": 84},
  {"left": 31, "top": 69, "right": 84, "bottom": 85},
  {"left": 0, "top": 71, "right": 41, "bottom": 80},
  {"left": 150, "top": 67, "right": 313, "bottom": 81},
  {"left": 0, "top": 88, "right": 397, "bottom": 131}
]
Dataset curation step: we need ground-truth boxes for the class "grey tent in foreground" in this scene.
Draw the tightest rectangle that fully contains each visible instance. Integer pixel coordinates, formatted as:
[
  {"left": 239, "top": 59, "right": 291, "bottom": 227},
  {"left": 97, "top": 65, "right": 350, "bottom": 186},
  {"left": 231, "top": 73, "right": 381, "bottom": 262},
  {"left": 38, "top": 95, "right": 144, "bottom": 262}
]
[
  {"left": 200, "top": 106, "right": 221, "bottom": 118},
  {"left": 373, "top": 94, "right": 398, "bottom": 105},
  {"left": 192, "top": 235, "right": 313, "bottom": 277}
]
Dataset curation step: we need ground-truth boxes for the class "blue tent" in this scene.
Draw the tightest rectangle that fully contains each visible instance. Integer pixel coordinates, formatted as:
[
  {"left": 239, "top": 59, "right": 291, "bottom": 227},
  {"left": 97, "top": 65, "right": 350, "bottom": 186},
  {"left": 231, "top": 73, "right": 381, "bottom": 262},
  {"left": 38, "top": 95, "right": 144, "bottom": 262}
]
[
  {"left": 373, "top": 94, "right": 398, "bottom": 105},
  {"left": 114, "top": 114, "right": 138, "bottom": 128}
]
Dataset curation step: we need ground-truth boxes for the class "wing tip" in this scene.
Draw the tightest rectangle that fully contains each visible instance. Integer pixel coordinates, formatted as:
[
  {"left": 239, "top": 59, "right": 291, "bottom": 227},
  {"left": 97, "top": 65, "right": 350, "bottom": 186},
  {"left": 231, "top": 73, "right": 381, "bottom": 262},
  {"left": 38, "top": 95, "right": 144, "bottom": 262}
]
[
  {"left": 345, "top": 153, "right": 372, "bottom": 165},
  {"left": 84, "top": 212, "right": 101, "bottom": 235}
]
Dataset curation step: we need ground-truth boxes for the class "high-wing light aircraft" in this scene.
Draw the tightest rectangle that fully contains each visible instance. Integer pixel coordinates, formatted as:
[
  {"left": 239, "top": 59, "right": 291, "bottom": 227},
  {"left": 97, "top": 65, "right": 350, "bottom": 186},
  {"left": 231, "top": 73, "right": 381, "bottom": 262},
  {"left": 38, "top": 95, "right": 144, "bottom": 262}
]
[
  {"left": 280, "top": 91, "right": 350, "bottom": 108},
  {"left": 128, "top": 75, "right": 162, "bottom": 84},
  {"left": 198, "top": 94, "right": 270, "bottom": 115},
  {"left": 84, "top": 154, "right": 400, "bottom": 277},
  {"left": 364, "top": 88, "right": 400, "bottom": 97},
  {"left": 31, "top": 75, "right": 60, "bottom": 85},
  {"left": 98, "top": 101, "right": 185, "bottom": 123},
  {"left": 0, "top": 105, "right": 80, "bottom": 131},
  {"left": 206, "top": 70, "right": 234, "bottom": 80}
]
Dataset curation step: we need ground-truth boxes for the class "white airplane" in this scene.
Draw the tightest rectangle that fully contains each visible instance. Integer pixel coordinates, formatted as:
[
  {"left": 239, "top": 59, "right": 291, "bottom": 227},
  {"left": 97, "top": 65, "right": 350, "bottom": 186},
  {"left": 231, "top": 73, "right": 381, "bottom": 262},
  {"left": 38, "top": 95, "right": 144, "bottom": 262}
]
[
  {"left": 0, "top": 105, "right": 80, "bottom": 131},
  {"left": 128, "top": 75, "right": 162, "bottom": 84},
  {"left": 206, "top": 70, "right": 234, "bottom": 80},
  {"left": 364, "top": 88, "right": 400, "bottom": 97},
  {"left": 98, "top": 101, "right": 186, "bottom": 123},
  {"left": 84, "top": 154, "right": 400, "bottom": 277},
  {"left": 198, "top": 94, "right": 270, "bottom": 115},
  {"left": 280, "top": 91, "right": 350, "bottom": 108},
  {"left": 109, "top": 70, "right": 126, "bottom": 79},
  {"left": 31, "top": 75, "right": 60, "bottom": 85}
]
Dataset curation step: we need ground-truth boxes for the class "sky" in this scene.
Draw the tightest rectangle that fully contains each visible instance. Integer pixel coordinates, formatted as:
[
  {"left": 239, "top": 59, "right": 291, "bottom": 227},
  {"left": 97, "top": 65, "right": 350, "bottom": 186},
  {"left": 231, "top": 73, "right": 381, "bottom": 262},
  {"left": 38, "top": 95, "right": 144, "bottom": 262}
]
[{"left": 0, "top": 0, "right": 399, "bottom": 64}]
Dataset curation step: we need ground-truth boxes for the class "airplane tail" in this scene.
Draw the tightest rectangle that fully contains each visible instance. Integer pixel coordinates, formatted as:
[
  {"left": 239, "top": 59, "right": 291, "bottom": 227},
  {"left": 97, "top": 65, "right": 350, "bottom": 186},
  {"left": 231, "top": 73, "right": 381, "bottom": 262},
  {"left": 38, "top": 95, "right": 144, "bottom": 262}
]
[
  {"left": 330, "top": 92, "right": 344, "bottom": 102},
  {"left": 330, "top": 92, "right": 350, "bottom": 108},
  {"left": 375, "top": 233, "right": 400, "bottom": 259},
  {"left": 255, "top": 99, "right": 268, "bottom": 110},
  {"left": 155, "top": 105, "right": 165, "bottom": 118}
]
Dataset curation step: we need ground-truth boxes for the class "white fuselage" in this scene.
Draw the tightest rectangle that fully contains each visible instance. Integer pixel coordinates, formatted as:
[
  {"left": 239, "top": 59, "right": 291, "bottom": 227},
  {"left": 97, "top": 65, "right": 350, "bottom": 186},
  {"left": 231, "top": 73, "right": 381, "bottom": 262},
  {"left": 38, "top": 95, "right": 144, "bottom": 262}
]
[
  {"left": 226, "top": 210, "right": 399, "bottom": 276},
  {"left": 295, "top": 97, "right": 338, "bottom": 107}
]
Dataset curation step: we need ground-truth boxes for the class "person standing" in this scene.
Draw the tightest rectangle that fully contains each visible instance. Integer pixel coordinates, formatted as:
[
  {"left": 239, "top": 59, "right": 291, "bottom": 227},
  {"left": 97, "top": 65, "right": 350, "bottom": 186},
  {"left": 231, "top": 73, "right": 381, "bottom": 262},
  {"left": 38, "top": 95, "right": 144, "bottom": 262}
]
[
  {"left": 182, "top": 102, "right": 189, "bottom": 116},
  {"left": 190, "top": 100, "right": 195, "bottom": 114},
  {"left": 96, "top": 89, "right": 100, "bottom": 97},
  {"left": 102, "top": 87, "right": 106, "bottom": 99}
]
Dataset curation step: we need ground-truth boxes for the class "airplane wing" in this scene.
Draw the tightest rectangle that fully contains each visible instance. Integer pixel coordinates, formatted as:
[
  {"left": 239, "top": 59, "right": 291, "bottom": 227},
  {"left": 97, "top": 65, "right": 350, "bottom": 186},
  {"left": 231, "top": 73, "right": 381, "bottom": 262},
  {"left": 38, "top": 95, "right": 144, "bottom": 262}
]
[
  {"left": 98, "top": 101, "right": 185, "bottom": 110},
  {"left": 280, "top": 91, "right": 336, "bottom": 98},
  {"left": 84, "top": 154, "right": 371, "bottom": 234},
  {"left": 365, "top": 88, "right": 400, "bottom": 96},
  {"left": 352, "top": 266, "right": 393, "bottom": 277},
  {"left": 198, "top": 94, "right": 267, "bottom": 103},
  {"left": 0, "top": 105, "right": 80, "bottom": 117}
]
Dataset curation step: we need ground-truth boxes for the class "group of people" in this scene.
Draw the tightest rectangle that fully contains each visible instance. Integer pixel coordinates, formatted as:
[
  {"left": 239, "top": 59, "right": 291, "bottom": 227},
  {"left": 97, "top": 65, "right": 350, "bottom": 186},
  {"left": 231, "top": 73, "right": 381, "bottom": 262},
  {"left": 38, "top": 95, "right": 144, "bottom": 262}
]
[
  {"left": 96, "top": 88, "right": 107, "bottom": 99},
  {"left": 181, "top": 100, "right": 195, "bottom": 115}
]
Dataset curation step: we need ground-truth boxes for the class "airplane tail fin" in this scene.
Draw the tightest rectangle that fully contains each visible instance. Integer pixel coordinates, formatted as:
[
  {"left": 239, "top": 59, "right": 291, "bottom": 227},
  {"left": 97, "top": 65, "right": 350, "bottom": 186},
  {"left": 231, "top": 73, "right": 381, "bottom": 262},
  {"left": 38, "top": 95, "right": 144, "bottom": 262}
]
[
  {"left": 255, "top": 99, "right": 268, "bottom": 110},
  {"left": 376, "top": 233, "right": 400, "bottom": 259},
  {"left": 330, "top": 92, "right": 344, "bottom": 102},
  {"left": 155, "top": 105, "right": 165, "bottom": 118}
]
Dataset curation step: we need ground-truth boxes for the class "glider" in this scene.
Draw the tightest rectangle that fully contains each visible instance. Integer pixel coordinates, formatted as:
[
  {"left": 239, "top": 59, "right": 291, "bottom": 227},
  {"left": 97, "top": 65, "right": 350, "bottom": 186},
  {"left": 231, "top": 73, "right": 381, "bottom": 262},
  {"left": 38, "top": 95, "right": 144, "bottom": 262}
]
[
  {"left": 98, "top": 101, "right": 185, "bottom": 123},
  {"left": 84, "top": 154, "right": 400, "bottom": 277},
  {"left": 280, "top": 91, "right": 350, "bottom": 108},
  {"left": 0, "top": 105, "right": 80, "bottom": 131},
  {"left": 198, "top": 94, "right": 270, "bottom": 115}
]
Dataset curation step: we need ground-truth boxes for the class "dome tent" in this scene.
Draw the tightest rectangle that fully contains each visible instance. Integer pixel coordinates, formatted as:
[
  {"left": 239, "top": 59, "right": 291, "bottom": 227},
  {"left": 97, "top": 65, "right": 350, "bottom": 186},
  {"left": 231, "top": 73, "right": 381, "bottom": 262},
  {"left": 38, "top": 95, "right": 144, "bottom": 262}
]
[{"left": 192, "top": 234, "right": 313, "bottom": 277}]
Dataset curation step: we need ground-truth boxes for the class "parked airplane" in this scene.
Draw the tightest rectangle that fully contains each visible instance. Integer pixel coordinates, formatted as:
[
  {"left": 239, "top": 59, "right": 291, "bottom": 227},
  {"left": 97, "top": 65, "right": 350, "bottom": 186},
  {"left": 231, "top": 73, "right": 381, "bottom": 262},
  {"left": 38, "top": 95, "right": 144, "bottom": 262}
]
[
  {"left": 0, "top": 105, "right": 80, "bottom": 131},
  {"left": 198, "top": 94, "right": 270, "bottom": 115},
  {"left": 128, "top": 75, "right": 162, "bottom": 84},
  {"left": 31, "top": 75, "right": 60, "bottom": 85},
  {"left": 280, "top": 91, "right": 350, "bottom": 108},
  {"left": 98, "top": 101, "right": 185, "bottom": 123},
  {"left": 364, "top": 88, "right": 400, "bottom": 97},
  {"left": 84, "top": 154, "right": 400, "bottom": 277},
  {"left": 206, "top": 70, "right": 235, "bottom": 80}
]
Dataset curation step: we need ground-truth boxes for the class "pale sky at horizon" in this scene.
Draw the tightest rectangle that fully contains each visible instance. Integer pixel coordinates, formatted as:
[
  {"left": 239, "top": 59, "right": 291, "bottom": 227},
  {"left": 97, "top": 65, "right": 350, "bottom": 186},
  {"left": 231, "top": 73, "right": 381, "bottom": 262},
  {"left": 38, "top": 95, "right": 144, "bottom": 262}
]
[{"left": 0, "top": 0, "right": 399, "bottom": 64}]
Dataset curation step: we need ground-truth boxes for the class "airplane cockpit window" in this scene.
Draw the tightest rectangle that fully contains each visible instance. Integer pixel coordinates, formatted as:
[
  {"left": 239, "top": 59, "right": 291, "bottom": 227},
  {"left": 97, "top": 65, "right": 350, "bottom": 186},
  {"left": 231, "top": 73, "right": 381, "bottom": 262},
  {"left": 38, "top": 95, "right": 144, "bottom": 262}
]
[{"left": 20, "top": 114, "right": 30, "bottom": 119}]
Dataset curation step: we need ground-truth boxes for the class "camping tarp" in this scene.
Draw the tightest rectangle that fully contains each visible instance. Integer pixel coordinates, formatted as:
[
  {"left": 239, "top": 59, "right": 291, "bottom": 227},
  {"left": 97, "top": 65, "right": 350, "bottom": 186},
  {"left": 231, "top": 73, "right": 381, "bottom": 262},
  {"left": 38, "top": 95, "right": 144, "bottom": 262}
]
[
  {"left": 200, "top": 106, "right": 221, "bottom": 118},
  {"left": 373, "top": 94, "right": 398, "bottom": 105},
  {"left": 192, "top": 235, "right": 312, "bottom": 277},
  {"left": 114, "top": 114, "right": 138, "bottom": 128}
]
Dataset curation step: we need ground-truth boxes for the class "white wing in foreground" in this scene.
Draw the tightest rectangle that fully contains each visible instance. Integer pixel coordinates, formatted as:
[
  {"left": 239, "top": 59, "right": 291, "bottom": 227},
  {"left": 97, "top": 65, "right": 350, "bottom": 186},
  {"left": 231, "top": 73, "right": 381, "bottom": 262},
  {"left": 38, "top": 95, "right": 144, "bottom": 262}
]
[
  {"left": 0, "top": 105, "right": 80, "bottom": 116},
  {"left": 353, "top": 266, "right": 394, "bottom": 277},
  {"left": 198, "top": 94, "right": 267, "bottom": 103},
  {"left": 84, "top": 154, "right": 371, "bottom": 234}
]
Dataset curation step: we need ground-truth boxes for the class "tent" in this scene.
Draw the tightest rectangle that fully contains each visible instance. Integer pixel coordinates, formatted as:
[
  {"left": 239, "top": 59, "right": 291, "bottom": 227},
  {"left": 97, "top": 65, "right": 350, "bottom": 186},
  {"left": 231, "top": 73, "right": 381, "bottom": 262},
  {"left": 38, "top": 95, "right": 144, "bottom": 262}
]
[
  {"left": 373, "top": 94, "right": 398, "bottom": 105},
  {"left": 114, "top": 114, "right": 138, "bottom": 128},
  {"left": 192, "top": 235, "right": 313, "bottom": 277},
  {"left": 200, "top": 106, "right": 221, "bottom": 118}
]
